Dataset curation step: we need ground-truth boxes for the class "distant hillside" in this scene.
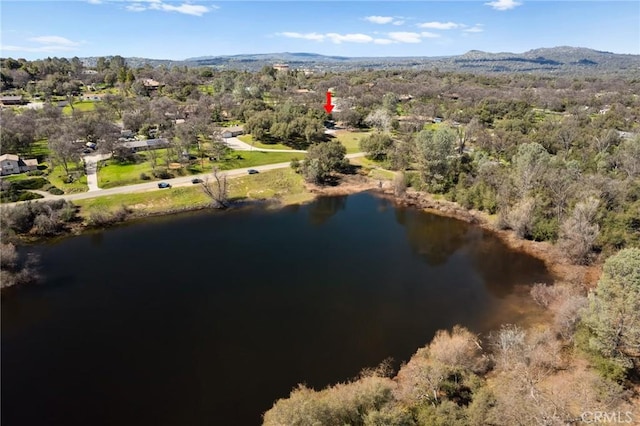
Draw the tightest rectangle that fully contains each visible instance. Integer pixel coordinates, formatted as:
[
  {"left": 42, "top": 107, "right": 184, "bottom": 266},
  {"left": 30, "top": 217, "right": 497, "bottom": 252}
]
[{"left": 81, "top": 47, "right": 640, "bottom": 75}]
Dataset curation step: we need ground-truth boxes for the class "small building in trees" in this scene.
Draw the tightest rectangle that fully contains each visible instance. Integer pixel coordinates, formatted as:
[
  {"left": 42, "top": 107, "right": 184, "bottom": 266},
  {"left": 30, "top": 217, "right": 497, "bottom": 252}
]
[
  {"left": 122, "top": 138, "right": 169, "bottom": 152},
  {"left": 0, "top": 95, "right": 26, "bottom": 106},
  {"left": 273, "top": 64, "right": 289, "bottom": 73},
  {"left": 0, "top": 154, "right": 39, "bottom": 176},
  {"left": 141, "top": 78, "right": 162, "bottom": 90},
  {"left": 221, "top": 126, "right": 244, "bottom": 139}
]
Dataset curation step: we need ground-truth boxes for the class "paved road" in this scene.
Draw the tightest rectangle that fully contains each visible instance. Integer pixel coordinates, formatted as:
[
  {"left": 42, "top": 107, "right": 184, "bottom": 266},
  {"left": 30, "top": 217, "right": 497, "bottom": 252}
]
[{"left": 7, "top": 153, "right": 365, "bottom": 204}]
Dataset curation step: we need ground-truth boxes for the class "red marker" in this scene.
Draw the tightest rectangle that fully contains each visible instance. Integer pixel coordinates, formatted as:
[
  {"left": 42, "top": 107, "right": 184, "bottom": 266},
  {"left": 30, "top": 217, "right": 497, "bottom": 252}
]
[{"left": 323, "top": 91, "right": 334, "bottom": 114}]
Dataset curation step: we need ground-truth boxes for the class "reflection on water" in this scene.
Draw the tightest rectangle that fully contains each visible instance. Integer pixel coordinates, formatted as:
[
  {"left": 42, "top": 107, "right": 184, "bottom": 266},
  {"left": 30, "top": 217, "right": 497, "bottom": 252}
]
[
  {"left": 307, "top": 195, "right": 348, "bottom": 226},
  {"left": 1, "top": 192, "right": 551, "bottom": 426}
]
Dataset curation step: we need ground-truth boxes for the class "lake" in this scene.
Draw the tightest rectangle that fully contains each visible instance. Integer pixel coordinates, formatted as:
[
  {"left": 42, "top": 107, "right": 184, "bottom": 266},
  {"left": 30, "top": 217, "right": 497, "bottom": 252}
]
[{"left": 1, "top": 192, "right": 551, "bottom": 425}]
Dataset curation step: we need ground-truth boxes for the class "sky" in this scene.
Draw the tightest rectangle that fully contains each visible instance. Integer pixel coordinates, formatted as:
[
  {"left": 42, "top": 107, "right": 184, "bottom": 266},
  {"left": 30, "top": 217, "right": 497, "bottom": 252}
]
[{"left": 1, "top": 1, "right": 638, "bottom": 60}]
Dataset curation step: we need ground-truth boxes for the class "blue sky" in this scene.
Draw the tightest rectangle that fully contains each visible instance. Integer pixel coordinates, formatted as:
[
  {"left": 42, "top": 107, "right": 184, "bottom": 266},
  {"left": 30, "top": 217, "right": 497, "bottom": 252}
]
[{"left": 1, "top": 1, "right": 638, "bottom": 60}]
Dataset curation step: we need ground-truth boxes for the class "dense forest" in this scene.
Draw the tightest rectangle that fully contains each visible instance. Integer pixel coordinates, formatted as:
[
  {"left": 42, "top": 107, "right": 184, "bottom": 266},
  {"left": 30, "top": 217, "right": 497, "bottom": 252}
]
[{"left": 1, "top": 54, "right": 639, "bottom": 424}]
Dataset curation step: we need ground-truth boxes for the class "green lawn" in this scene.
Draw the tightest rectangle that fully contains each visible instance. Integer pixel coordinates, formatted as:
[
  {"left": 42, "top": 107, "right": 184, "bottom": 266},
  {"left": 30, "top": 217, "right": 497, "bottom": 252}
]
[
  {"left": 62, "top": 101, "right": 97, "bottom": 115},
  {"left": 3, "top": 174, "right": 31, "bottom": 183},
  {"left": 98, "top": 160, "right": 155, "bottom": 189},
  {"left": 98, "top": 149, "right": 305, "bottom": 189},
  {"left": 24, "top": 139, "right": 50, "bottom": 159},
  {"left": 77, "top": 168, "right": 312, "bottom": 217},
  {"left": 76, "top": 186, "right": 211, "bottom": 217},
  {"left": 332, "top": 130, "right": 370, "bottom": 153},
  {"left": 237, "top": 134, "right": 294, "bottom": 151},
  {"left": 47, "top": 164, "right": 88, "bottom": 193},
  {"left": 217, "top": 151, "right": 303, "bottom": 170}
]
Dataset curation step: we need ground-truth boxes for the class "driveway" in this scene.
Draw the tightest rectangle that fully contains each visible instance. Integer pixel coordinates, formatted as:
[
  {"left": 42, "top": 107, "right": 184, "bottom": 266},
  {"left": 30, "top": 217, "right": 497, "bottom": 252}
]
[{"left": 83, "top": 153, "right": 112, "bottom": 192}]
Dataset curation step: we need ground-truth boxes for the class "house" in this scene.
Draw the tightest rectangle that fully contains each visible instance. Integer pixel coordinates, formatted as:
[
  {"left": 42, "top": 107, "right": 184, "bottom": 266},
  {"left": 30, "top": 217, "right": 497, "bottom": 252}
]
[
  {"left": 141, "top": 78, "right": 162, "bottom": 89},
  {"left": 0, "top": 95, "right": 26, "bottom": 106},
  {"left": 122, "top": 138, "right": 169, "bottom": 152},
  {"left": 220, "top": 126, "right": 244, "bottom": 139},
  {"left": 273, "top": 64, "right": 289, "bottom": 72},
  {"left": 121, "top": 129, "right": 135, "bottom": 138},
  {"left": 0, "top": 154, "right": 39, "bottom": 176}
]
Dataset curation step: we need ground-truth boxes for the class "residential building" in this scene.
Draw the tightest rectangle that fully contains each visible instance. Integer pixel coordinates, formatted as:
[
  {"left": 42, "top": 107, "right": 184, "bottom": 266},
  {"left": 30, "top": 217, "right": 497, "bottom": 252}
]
[{"left": 0, "top": 154, "right": 39, "bottom": 176}]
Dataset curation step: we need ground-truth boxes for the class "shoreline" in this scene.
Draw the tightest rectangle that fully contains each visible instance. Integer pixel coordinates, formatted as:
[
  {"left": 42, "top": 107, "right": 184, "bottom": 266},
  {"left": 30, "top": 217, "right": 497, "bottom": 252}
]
[
  {"left": 7, "top": 172, "right": 602, "bottom": 287},
  {"left": 307, "top": 174, "right": 602, "bottom": 287}
]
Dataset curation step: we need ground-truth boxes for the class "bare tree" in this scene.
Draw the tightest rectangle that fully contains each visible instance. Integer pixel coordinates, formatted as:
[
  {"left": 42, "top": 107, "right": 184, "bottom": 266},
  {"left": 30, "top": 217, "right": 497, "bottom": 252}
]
[
  {"left": 558, "top": 196, "right": 600, "bottom": 264},
  {"left": 49, "top": 131, "right": 80, "bottom": 177},
  {"left": 200, "top": 167, "right": 229, "bottom": 208},
  {"left": 364, "top": 108, "right": 392, "bottom": 132}
]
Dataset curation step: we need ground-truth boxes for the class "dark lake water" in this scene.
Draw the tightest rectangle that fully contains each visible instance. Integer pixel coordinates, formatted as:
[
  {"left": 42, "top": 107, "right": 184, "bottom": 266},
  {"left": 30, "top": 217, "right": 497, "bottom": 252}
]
[{"left": 1, "top": 192, "right": 552, "bottom": 426}]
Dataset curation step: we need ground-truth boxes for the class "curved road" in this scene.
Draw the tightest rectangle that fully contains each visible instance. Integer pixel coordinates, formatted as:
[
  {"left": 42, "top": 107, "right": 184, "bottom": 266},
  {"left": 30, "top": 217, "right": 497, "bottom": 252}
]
[{"left": 7, "top": 153, "right": 365, "bottom": 204}]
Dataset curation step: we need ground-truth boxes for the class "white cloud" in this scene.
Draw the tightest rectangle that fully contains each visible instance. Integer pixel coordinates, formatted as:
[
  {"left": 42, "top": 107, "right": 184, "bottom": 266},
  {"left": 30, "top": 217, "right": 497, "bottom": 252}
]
[
  {"left": 277, "top": 29, "right": 441, "bottom": 45},
  {"left": 0, "top": 45, "right": 79, "bottom": 53},
  {"left": 392, "top": 20, "right": 405, "bottom": 26},
  {"left": 2, "top": 35, "right": 83, "bottom": 54},
  {"left": 279, "top": 32, "right": 326, "bottom": 41},
  {"left": 485, "top": 0, "right": 522, "bottom": 10},
  {"left": 388, "top": 32, "right": 422, "bottom": 43},
  {"left": 420, "top": 31, "right": 440, "bottom": 38},
  {"left": 365, "top": 16, "right": 394, "bottom": 24},
  {"left": 418, "top": 21, "right": 460, "bottom": 30},
  {"left": 326, "top": 33, "right": 373, "bottom": 44},
  {"left": 278, "top": 32, "right": 373, "bottom": 44},
  {"left": 464, "top": 25, "right": 484, "bottom": 33},
  {"left": 125, "top": 1, "right": 214, "bottom": 16},
  {"left": 126, "top": 3, "right": 147, "bottom": 12},
  {"left": 28, "top": 35, "right": 80, "bottom": 46},
  {"left": 87, "top": 0, "right": 102, "bottom": 4}
]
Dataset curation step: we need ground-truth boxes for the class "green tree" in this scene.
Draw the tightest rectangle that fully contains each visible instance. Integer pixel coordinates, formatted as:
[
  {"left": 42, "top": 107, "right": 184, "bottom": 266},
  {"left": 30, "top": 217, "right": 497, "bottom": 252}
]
[
  {"left": 414, "top": 127, "right": 456, "bottom": 192},
  {"left": 298, "top": 140, "right": 347, "bottom": 184},
  {"left": 360, "top": 133, "right": 393, "bottom": 161},
  {"left": 582, "top": 248, "right": 640, "bottom": 373}
]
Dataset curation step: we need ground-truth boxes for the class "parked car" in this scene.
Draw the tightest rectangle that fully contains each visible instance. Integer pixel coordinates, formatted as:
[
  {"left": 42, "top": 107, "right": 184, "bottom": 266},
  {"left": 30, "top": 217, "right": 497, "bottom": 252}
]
[
  {"left": 247, "top": 169, "right": 259, "bottom": 175},
  {"left": 158, "top": 182, "right": 171, "bottom": 188},
  {"left": 191, "top": 178, "right": 203, "bottom": 184}
]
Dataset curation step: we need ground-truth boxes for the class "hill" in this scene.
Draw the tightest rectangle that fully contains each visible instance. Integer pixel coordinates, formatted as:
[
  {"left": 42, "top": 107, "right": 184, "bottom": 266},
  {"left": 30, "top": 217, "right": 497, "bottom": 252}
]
[{"left": 80, "top": 47, "right": 640, "bottom": 75}]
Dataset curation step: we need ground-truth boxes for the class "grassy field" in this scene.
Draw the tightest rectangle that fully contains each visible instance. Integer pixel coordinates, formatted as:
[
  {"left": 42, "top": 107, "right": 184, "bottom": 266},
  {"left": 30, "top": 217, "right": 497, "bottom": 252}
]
[
  {"left": 237, "top": 135, "right": 294, "bottom": 151},
  {"left": 76, "top": 168, "right": 313, "bottom": 218},
  {"left": 217, "top": 151, "right": 303, "bottom": 170},
  {"left": 47, "top": 164, "right": 88, "bottom": 193},
  {"left": 332, "top": 130, "right": 370, "bottom": 153},
  {"left": 98, "top": 160, "right": 155, "bottom": 188},
  {"left": 62, "top": 101, "right": 97, "bottom": 115},
  {"left": 98, "top": 149, "right": 305, "bottom": 189}
]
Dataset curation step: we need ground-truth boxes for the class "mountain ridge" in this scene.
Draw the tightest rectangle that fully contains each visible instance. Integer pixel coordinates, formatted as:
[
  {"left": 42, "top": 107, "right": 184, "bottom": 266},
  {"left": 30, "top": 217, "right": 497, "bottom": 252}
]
[{"left": 77, "top": 46, "right": 640, "bottom": 74}]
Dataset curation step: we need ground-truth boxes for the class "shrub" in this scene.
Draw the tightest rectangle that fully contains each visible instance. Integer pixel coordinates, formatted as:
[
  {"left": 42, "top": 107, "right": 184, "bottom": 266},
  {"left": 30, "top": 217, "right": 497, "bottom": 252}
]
[
  {"left": 152, "top": 168, "right": 173, "bottom": 179},
  {"left": 49, "top": 187, "right": 64, "bottom": 195},
  {"left": 33, "top": 213, "right": 59, "bottom": 236},
  {"left": 86, "top": 205, "right": 129, "bottom": 227},
  {"left": 57, "top": 203, "right": 78, "bottom": 222},
  {"left": 17, "top": 192, "right": 44, "bottom": 202},
  {"left": 13, "top": 178, "right": 47, "bottom": 190},
  {"left": 139, "top": 172, "right": 151, "bottom": 180}
]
